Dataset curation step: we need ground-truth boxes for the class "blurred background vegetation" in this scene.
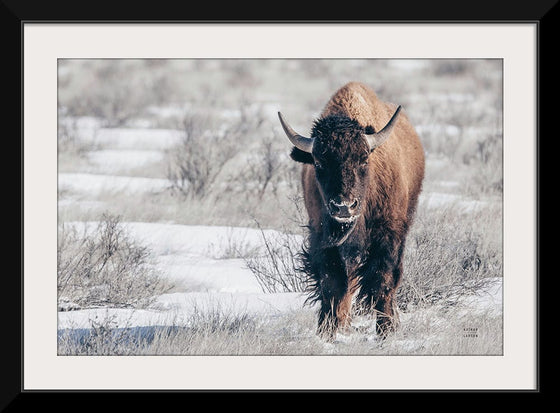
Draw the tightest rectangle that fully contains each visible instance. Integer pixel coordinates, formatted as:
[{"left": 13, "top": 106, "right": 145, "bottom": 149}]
[{"left": 58, "top": 59, "right": 502, "bottom": 230}]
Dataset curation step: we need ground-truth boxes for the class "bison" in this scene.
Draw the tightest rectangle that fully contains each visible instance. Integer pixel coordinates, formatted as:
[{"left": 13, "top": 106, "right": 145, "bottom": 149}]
[{"left": 278, "top": 81, "right": 425, "bottom": 340}]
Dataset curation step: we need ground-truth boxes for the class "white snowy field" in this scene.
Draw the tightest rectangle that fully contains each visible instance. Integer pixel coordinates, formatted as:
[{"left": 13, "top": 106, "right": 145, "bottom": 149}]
[
  {"left": 59, "top": 219, "right": 503, "bottom": 305},
  {"left": 57, "top": 221, "right": 502, "bottom": 355}
]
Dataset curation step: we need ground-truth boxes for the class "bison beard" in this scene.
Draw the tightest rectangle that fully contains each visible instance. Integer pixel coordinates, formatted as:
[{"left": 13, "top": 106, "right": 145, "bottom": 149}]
[
  {"left": 279, "top": 82, "right": 425, "bottom": 341},
  {"left": 322, "top": 214, "right": 357, "bottom": 247}
]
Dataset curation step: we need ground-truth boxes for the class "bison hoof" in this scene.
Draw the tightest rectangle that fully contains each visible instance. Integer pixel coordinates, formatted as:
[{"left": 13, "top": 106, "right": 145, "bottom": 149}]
[
  {"left": 316, "top": 324, "right": 337, "bottom": 342},
  {"left": 375, "top": 318, "right": 399, "bottom": 339}
]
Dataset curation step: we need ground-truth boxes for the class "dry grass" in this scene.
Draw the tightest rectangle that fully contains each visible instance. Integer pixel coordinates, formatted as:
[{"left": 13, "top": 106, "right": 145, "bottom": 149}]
[
  {"left": 399, "top": 201, "right": 502, "bottom": 312},
  {"left": 58, "top": 301, "right": 502, "bottom": 356},
  {"left": 57, "top": 214, "right": 174, "bottom": 311}
]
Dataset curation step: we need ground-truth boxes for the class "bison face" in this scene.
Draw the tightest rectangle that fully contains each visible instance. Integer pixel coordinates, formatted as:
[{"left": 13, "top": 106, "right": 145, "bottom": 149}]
[
  {"left": 310, "top": 115, "right": 370, "bottom": 225},
  {"left": 278, "top": 107, "right": 401, "bottom": 246}
]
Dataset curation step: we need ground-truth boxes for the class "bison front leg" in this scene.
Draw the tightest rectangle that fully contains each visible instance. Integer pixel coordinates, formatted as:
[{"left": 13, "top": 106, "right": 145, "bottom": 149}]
[
  {"left": 356, "top": 277, "right": 399, "bottom": 338},
  {"left": 357, "top": 245, "right": 404, "bottom": 338},
  {"left": 317, "top": 281, "right": 356, "bottom": 340},
  {"left": 357, "top": 279, "right": 400, "bottom": 338},
  {"left": 313, "top": 247, "right": 353, "bottom": 341},
  {"left": 317, "top": 298, "right": 338, "bottom": 341},
  {"left": 373, "top": 281, "right": 400, "bottom": 338}
]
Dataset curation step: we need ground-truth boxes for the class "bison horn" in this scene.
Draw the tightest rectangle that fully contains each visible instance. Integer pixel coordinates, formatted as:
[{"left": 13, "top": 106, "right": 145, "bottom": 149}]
[
  {"left": 278, "top": 112, "right": 314, "bottom": 153},
  {"left": 365, "top": 105, "right": 402, "bottom": 151}
]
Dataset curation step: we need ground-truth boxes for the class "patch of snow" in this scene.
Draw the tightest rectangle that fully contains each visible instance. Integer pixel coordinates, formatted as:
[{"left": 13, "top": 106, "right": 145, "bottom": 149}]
[
  {"left": 458, "top": 277, "right": 502, "bottom": 315},
  {"left": 86, "top": 150, "right": 164, "bottom": 173},
  {"left": 437, "top": 180, "right": 460, "bottom": 189},
  {"left": 146, "top": 104, "right": 192, "bottom": 119},
  {"left": 159, "top": 256, "right": 262, "bottom": 293},
  {"left": 420, "top": 192, "right": 487, "bottom": 212},
  {"left": 415, "top": 123, "right": 462, "bottom": 137},
  {"left": 421, "top": 191, "right": 460, "bottom": 208},
  {"left": 121, "top": 223, "right": 293, "bottom": 256},
  {"left": 58, "top": 291, "right": 308, "bottom": 329},
  {"left": 58, "top": 197, "right": 105, "bottom": 212},
  {"left": 58, "top": 173, "right": 170, "bottom": 195},
  {"left": 425, "top": 156, "right": 449, "bottom": 170},
  {"left": 94, "top": 128, "right": 183, "bottom": 150},
  {"left": 59, "top": 116, "right": 103, "bottom": 131}
]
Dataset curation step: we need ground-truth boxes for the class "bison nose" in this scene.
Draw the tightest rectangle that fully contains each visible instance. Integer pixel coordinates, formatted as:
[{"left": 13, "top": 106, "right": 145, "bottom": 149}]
[{"left": 328, "top": 198, "right": 359, "bottom": 218}]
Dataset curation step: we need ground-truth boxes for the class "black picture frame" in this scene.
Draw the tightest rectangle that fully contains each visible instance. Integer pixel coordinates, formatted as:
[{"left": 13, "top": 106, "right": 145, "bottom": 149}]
[{"left": 9, "top": 0, "right": 553, "bottom": 406}]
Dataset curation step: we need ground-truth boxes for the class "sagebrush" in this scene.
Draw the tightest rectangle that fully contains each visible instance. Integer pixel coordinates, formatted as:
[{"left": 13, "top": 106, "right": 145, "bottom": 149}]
[{"left": 57, "top": 214, "right": 173, "bottom": 310}]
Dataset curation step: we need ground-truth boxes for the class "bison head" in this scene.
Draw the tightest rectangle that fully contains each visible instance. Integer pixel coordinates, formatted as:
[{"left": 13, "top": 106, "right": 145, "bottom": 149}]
[{"left": 279, "top": 107, "right": 401, "bottom": 246}]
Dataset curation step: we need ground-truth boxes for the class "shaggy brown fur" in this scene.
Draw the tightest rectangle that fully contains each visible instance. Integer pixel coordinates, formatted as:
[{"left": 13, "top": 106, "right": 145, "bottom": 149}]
[{"left": 283, "top": 82, "right": 425, "bottom": 340}]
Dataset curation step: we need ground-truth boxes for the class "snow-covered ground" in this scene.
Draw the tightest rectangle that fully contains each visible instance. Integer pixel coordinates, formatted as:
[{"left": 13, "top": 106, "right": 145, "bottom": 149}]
[
  {"left": 87, "top": 149, "right": 164, "bottom": 173},
  {"left": 57, "top": 222, "right": 311, "bottom": 331},
  {"left": 59, "top": 173, "right": 170, "bottom": 195},
  {"left": 57, "top": 109, "right": 502, "bottom": 353},
  {"left": 422, "top": 191, "right": 487, "bottom": 212},
  {"left": 57, "top": 221, "right": 501, "bottom": 334},
  {"left": 93, "top": 127, "right": 183, "bottom": 150}
]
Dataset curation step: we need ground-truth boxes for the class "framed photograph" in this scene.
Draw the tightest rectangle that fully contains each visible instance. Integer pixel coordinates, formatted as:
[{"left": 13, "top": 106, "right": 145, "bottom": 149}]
[{"left": 14, "top": 10, "right": 545, "bottom": 400}]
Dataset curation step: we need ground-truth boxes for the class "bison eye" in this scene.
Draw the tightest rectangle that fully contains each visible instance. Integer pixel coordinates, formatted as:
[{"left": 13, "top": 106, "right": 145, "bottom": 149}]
[{"left": 314, "top": 161, "right": 322, "bottom": 170}]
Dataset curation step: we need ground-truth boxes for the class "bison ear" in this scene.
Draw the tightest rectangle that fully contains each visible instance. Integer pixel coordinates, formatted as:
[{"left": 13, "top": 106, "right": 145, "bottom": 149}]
[{"left": 290, "top": 147, "right": 314, "bottom": 164}]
